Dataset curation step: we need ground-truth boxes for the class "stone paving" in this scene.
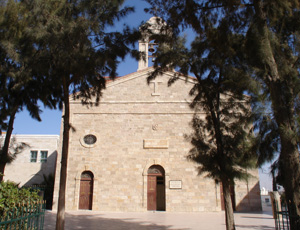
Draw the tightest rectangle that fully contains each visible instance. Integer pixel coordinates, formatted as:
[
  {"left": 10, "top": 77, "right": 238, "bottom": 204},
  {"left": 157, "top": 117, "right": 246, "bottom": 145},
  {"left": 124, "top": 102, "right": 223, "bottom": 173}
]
[{"left": 44, "top": 210, "right": 275, "bottom": 230}]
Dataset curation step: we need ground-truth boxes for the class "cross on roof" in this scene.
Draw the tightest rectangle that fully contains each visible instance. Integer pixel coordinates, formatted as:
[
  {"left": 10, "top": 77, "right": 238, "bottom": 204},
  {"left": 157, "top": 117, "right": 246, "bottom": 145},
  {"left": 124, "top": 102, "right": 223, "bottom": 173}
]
[{"left": 150, "top": 79, "right": 163, "bottom": 96}]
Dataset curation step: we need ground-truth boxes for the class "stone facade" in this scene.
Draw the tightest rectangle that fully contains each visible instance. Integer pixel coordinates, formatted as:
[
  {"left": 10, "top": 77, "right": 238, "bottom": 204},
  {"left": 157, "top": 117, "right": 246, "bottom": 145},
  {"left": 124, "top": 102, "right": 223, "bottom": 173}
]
[
  {"left": 52, "top": 67, "right": 262, "bottom": 212},
  {"left": 1, "top": 134, "right": 59, "bottom": 186}
]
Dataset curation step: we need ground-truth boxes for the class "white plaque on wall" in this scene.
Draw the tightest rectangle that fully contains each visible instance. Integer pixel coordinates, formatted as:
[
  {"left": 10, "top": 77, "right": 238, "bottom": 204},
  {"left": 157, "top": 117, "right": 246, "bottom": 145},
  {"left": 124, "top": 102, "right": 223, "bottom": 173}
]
[
  {"left": 169, "top": 180, "right": 182, "bottom": 189},
  {"left": 143, "top": 139, "right": 169, "bottom": 149}
]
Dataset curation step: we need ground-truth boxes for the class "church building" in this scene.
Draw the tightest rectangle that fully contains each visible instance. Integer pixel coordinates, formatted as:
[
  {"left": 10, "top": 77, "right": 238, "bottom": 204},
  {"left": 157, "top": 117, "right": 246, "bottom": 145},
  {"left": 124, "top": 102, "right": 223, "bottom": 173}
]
[{"left": 52, "top": 17, "right": 261, "bottom": 212}]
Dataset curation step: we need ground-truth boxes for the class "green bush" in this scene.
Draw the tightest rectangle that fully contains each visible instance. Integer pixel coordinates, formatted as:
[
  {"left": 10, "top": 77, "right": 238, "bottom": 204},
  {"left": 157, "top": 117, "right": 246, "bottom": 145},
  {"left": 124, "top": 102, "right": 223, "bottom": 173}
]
[{"left": 0, "top": 181, "right": 40, "bottom": 218}]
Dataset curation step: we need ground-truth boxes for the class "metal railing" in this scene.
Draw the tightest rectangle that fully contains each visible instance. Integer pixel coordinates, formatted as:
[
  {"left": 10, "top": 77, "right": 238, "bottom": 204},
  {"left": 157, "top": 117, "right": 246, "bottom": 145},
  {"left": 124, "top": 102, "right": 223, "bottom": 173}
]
[
  {"left": 274, "top": 201, "right": 300, "bottom": 230},
  {"left": 0, "top": 201, "right": 45, "bottom": 230}
]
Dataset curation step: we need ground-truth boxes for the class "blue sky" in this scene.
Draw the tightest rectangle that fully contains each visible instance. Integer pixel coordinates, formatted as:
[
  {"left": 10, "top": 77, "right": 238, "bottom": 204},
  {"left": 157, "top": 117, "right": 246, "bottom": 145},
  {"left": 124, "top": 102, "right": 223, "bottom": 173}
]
[{"left": 11, "top": 0, "right": 273, "bottom": 191}]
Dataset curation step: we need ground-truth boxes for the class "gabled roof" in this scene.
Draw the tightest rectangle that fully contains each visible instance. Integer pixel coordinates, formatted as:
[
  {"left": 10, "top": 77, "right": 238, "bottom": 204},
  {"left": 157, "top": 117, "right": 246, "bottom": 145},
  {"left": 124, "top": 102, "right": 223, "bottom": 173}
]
[
  {"left": 70, "top": 66, "right": 196, "bottom": 101},
  {"left": 105, "top": 66, "right": 196, "bottom": 89}
]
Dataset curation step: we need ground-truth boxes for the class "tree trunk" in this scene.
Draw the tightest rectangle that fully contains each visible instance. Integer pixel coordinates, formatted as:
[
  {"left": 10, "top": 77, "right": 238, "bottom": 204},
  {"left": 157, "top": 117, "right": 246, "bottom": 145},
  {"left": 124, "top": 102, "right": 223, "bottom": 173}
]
[
  {"left": 203, "top": 83, "right": 236, "bottom": 230},
  {"left": 0, "top": 163, "right": 5, "bottom": 182},
  {"left": 56, "top": 77, "right": 70, "bottom": 230},
  {"left": 253, "top": 1, "right": 300, "bottom": 228},
  {"left": 270, "top": 82, "right": 300, "bottom": 230},
  {"left": 222, "top": 179, "right": 236, "bottom": 230},
  {"left": 272, "top": 171, "right": 277, "bottom": 192},
  {"left": 0, "top": 107, "right": 18, "bottom": 182}
]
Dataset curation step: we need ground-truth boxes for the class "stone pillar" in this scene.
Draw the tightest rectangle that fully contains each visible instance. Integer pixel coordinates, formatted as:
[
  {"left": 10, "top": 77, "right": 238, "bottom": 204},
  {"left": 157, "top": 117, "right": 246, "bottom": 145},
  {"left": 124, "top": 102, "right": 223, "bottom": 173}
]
[
  {"left": 269, "top": 191, "right": 281, "bottom": 219},
  {"left": 137, "top": 41, "right": 149, "bottom": 71}
]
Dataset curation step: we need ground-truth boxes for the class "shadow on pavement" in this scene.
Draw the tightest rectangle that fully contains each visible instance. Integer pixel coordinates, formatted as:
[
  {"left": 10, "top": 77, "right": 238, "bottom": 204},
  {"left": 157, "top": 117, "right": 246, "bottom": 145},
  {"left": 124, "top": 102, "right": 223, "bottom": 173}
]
[
  {"left": 239, "top": 216, "right": 274, "bottom": 220},
  {"left": 44, "top": 211, "right": 189, "bottom": 230},
  {"left": 235, "top": 225, "right": 274, "bottom": 230}
]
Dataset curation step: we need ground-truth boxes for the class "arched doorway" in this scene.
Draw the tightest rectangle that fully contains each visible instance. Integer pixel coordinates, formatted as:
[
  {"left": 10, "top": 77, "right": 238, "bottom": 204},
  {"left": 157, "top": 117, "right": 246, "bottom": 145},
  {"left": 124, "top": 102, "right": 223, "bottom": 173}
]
[
  {"left": 147, "top": 165, "right": 166, "bottom": 211},
  {"left": 79, "top": 171, "right": 94, "bottom": 210}
]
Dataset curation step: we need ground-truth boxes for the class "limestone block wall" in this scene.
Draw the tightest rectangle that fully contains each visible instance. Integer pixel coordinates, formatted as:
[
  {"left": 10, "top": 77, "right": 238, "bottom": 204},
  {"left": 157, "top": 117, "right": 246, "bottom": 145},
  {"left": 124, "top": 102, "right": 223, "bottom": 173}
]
[
  {"left": 235, "top": 170, "right": 262, "bottom": 211},
  {"left": 2, "top": 135, "right": 59, "bottom": 186},
  {"left": 52, "top": 68, "right": 261, "bottom": 212},
  {"left": 61, "top": 113, "right": 220, "bottom": 212}
]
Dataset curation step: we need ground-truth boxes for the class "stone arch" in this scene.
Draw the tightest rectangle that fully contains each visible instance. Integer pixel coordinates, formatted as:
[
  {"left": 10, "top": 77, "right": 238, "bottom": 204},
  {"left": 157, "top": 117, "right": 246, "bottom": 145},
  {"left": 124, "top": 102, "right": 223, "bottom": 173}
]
[
  {"left": 142, "top": 159, "right": 169, "bottom": 176},
  {"left": 74, "top": 166, "right": 98, "bottom": 210},
  {"left": 148, "top": 165, "right": 165, "bottom": 175}
]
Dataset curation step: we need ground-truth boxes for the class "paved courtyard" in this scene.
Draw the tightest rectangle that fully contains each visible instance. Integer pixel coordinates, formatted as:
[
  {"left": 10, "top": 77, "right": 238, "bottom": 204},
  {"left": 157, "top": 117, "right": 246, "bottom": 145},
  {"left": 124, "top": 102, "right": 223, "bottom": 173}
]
[{"left": 44, "top": 210, "right": 275, "bottom": 230}]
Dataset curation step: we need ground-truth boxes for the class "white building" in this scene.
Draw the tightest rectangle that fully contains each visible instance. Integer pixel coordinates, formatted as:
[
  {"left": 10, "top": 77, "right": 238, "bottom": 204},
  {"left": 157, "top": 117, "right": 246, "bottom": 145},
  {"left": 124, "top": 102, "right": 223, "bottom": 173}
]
[{"left": 1, "top": 134, "right": 59, "bottom": 186}]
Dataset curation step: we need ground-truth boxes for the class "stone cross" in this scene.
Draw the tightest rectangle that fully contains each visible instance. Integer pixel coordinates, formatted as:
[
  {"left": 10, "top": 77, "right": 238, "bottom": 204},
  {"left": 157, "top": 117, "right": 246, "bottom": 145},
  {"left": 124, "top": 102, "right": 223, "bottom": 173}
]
[{"left": 150, "top": 79, "right": 163, "bottom": 96}]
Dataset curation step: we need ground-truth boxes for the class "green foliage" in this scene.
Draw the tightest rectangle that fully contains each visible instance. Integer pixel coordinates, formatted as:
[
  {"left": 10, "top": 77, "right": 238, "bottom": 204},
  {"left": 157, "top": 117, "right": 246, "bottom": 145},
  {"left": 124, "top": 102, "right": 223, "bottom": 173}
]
[
  {"left": 187, "top": 112, "right": 257, "bottom": 182},
  {"left": 145, "top": 0, "right": 300, "bottom": 170},
  {"left": 21, "top": 0, "right": 140, "bottom": 107},
  {"left": 184, "top": 24, "right": 258, "bottom": 182},
  {"left": 144, "top": 2, "right": 259, "bottom": 183},
  {"left": 0, "top": 0, "right": 57, "bottom": 181},
  {"left": 253, "top": 112, "right": 280, "bottom": 166},
  {"left": 0, "top": 181, "right": 40, "bottom": 217},
  {"left": 0, "top": 0, "right": 54, "bottom": 132}
]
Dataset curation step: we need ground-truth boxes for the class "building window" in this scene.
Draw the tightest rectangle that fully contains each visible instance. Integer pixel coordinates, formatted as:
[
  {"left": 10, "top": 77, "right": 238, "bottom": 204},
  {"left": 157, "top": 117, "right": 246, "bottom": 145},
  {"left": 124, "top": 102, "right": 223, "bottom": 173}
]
[
  {"left": 40, "top": 151, "right": 48, "bottom": 163},
  {"left": 80, "top": 133, "right": 98, "bottom": 148},
  {"left": 30, "top": 151, "right": 38, "bottom": 162},
  {"left": 83, "top": 134, "right": 97, "bottom": 145}
]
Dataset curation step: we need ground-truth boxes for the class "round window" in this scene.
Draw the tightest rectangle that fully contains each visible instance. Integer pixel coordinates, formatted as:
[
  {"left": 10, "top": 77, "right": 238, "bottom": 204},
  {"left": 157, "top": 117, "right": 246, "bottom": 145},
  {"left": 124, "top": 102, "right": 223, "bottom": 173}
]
[{"left": 83, "top": 134, "right": 97, "bottom": 145}]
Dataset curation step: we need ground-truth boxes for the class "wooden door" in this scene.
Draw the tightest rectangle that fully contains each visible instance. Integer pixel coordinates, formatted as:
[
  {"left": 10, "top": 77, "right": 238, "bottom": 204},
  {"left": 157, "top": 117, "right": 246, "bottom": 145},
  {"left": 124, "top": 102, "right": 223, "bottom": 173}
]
[
  {"left": 220, "top": 182, "right": 236, "bottom": 211},
  {"left": 147, "top": 165, "right": 165, "bottom": 211},
  {"left": 147, "top": 175, "right": 157, "bottom": 210},
  {"left": 79, "top": 171, "right": 93, "bottom": 210}
]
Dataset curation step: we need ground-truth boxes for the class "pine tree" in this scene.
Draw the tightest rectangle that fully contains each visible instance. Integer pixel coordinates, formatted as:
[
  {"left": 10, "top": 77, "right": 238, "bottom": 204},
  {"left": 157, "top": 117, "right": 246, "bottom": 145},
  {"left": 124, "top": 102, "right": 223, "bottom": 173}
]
[
  {"left": 0, "top": 0, "right": 56, "bottom": 181},
  {"left": 142, "top": 15, "right": 258, "bottom": 230},
  {"left": 19, "top": 0, "right": 140, "bottom": 229},
  {"left": 145, "top": 1, "right": 300, "bottom": 229},
  {"left": 245, "top": 3, "right": 300, "bottom": 229}
]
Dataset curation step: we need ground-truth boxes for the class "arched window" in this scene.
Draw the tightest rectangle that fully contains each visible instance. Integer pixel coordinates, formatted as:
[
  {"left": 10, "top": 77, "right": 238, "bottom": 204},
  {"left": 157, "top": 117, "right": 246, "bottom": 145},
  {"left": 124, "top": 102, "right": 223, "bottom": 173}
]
[{"left": 147, "top": 165, "right": 165, "bottom": 175}]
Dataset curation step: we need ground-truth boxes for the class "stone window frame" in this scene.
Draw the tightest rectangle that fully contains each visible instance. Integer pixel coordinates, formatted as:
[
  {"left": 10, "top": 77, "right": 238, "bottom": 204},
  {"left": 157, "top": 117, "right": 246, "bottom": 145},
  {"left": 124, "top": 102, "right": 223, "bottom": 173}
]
[{"left": 80, "top": 133, "right": 98, "bottom": 148}]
